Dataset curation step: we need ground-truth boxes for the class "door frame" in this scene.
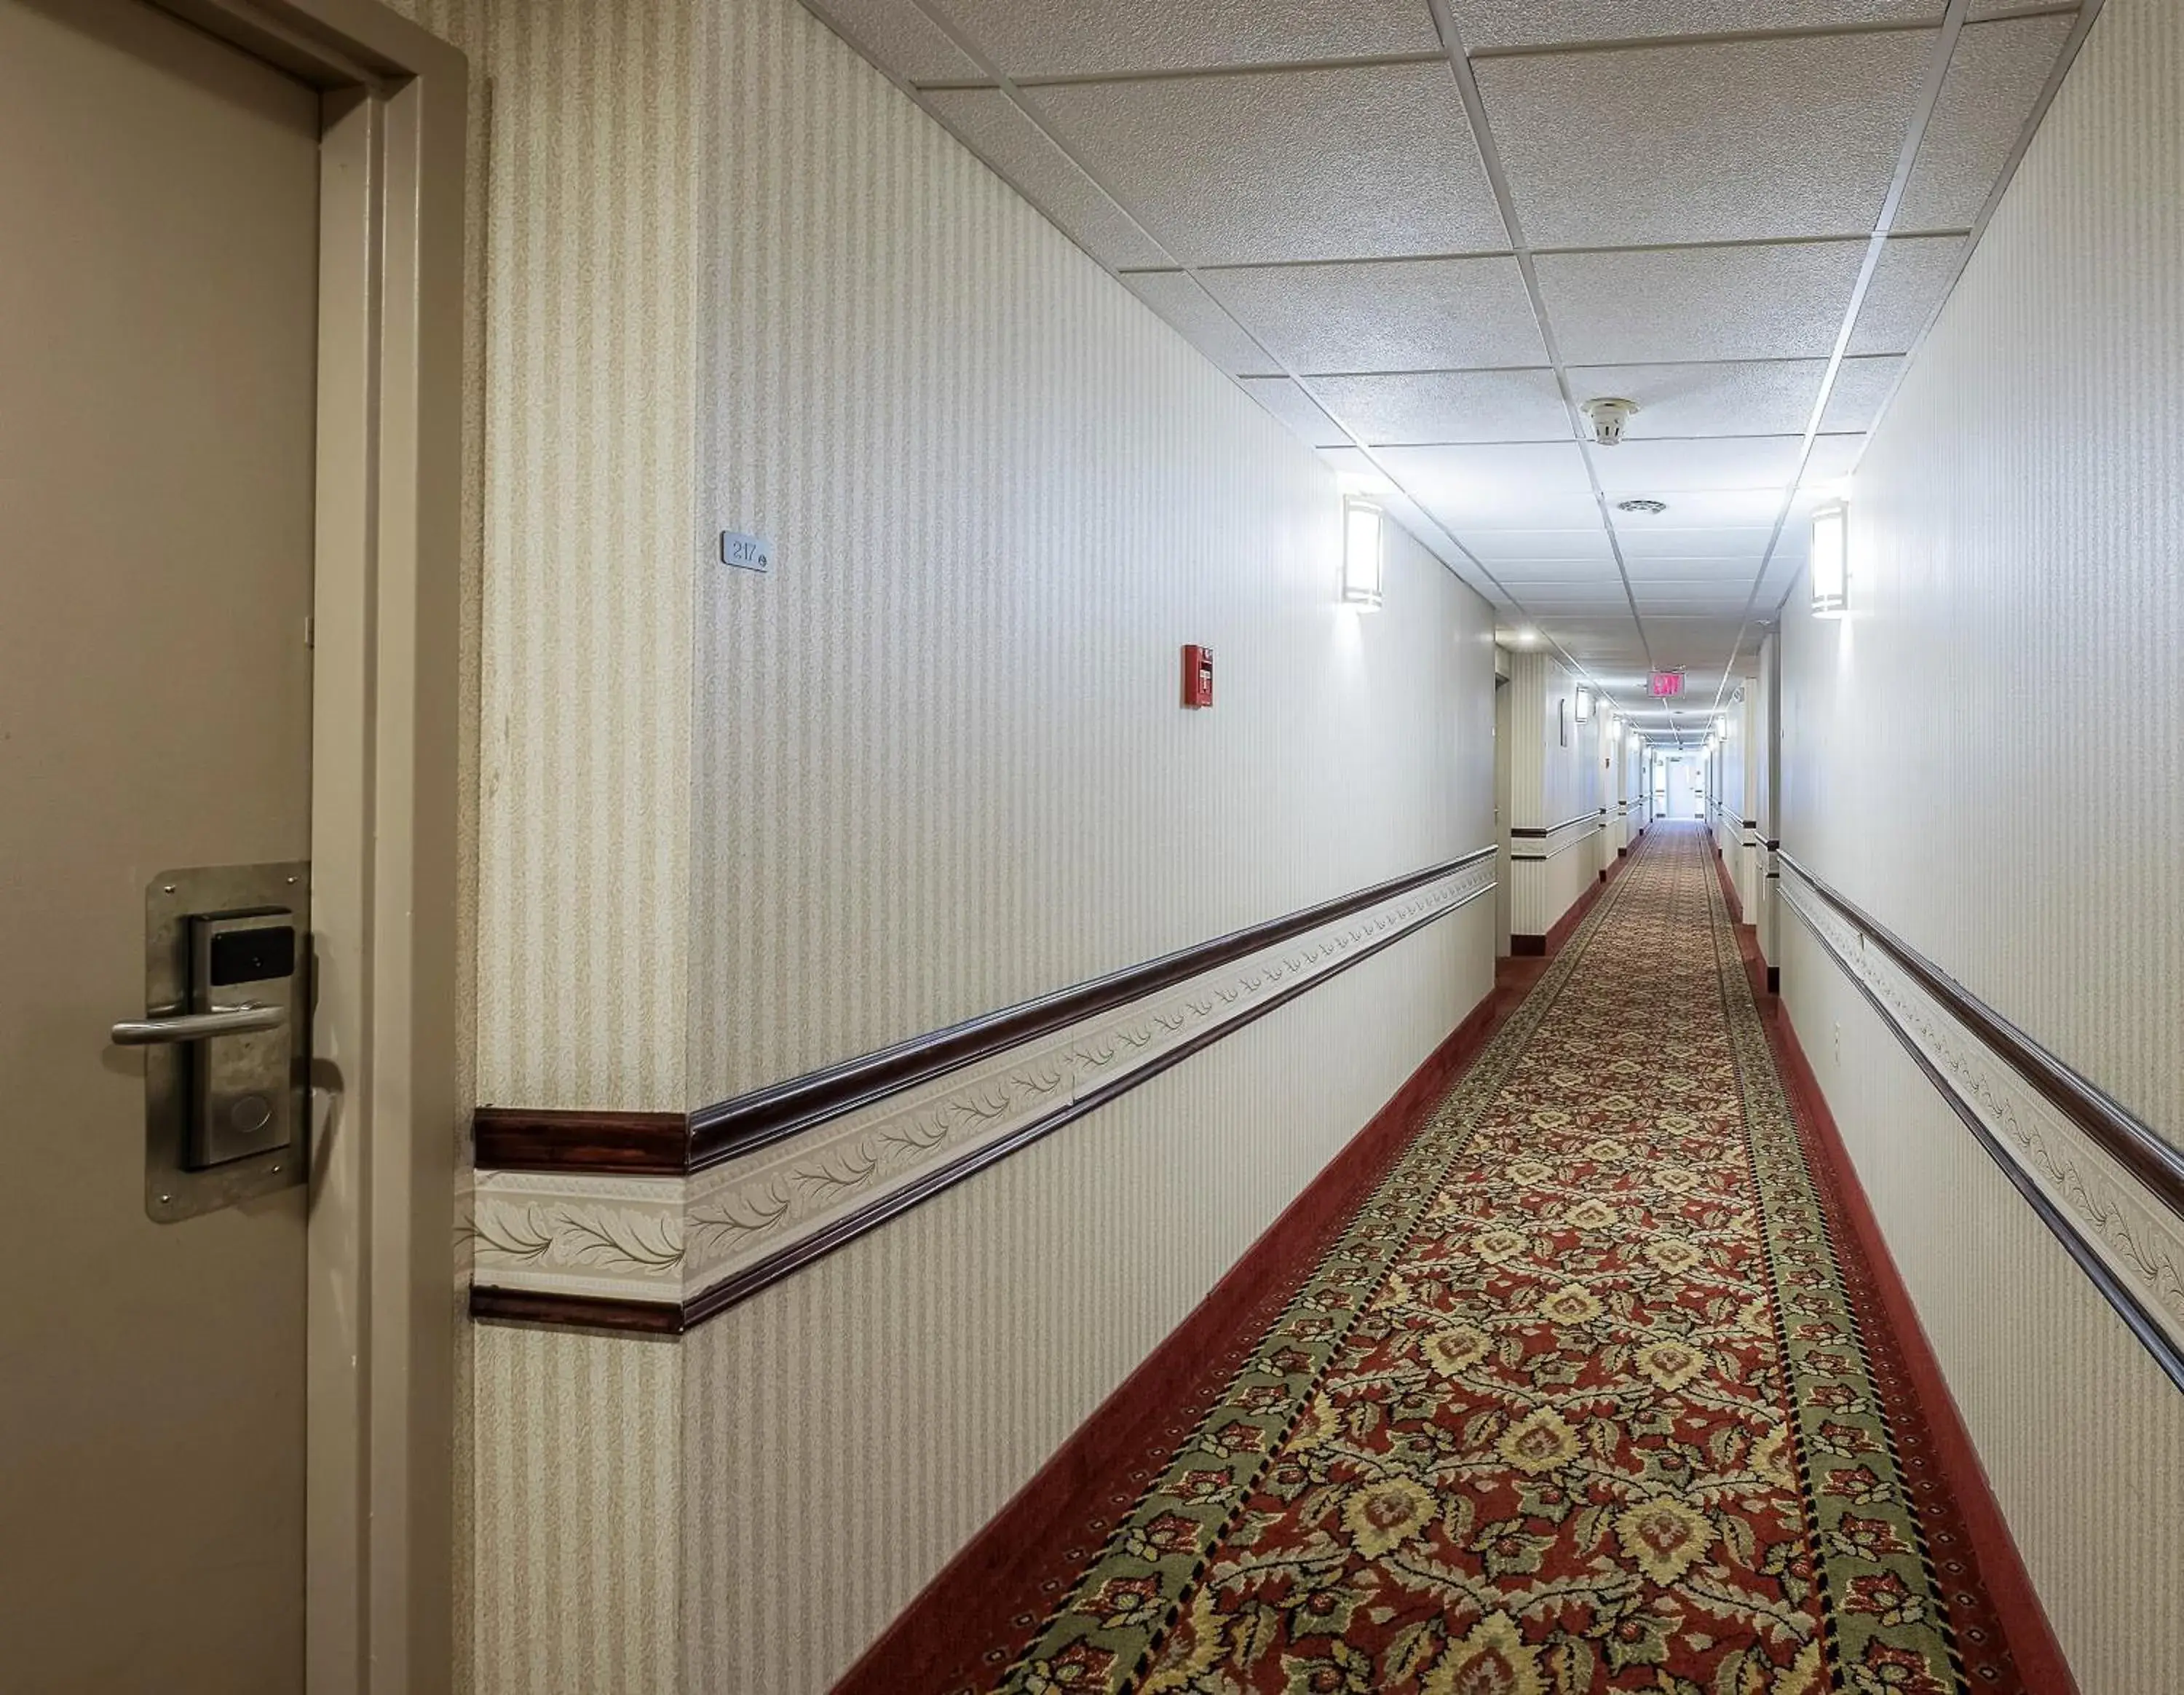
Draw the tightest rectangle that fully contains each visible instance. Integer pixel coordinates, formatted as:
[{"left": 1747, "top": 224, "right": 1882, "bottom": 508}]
[{"left": 149, "top": 3, "right": 465, "bottom": 1691}]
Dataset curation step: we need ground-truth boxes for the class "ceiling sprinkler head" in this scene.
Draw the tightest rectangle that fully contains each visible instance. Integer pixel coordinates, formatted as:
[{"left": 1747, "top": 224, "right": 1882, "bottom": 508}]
[
  {"left": 1581, "top": 395, "right": 1639, "bottom": 446},
  {"left": 1616, "top": 497, "right": 1669, "bottom": 515}
]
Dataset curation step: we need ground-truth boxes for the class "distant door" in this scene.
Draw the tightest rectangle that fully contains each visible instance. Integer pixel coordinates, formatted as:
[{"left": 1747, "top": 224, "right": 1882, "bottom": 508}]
[{"left": 0, "top": 0, "right": 320, "bottom": 1686}]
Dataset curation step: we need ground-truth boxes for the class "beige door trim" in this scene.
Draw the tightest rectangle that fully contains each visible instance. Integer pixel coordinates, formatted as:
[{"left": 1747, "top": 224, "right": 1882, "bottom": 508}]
[{"left": 149, "top": 4, "right": 466, "bottom": 1691}]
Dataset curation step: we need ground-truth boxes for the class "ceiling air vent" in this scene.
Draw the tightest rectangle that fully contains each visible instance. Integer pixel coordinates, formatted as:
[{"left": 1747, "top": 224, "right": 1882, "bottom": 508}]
[
  {"left": 1580, "top": 395, "right": 1639, "bottom": 446},
  {"left": 1616, "top": 497, "right": 1668, "bottom": 515}
]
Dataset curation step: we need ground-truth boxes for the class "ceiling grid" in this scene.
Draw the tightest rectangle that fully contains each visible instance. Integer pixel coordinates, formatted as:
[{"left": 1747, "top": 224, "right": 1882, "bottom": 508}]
[{"left": 799, "top": 0, "right": 2098, "bottom": 738}]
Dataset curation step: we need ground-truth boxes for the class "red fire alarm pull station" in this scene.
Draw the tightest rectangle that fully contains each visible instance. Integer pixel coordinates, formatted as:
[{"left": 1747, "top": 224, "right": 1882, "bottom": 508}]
[{"left": 1182, "top": 644, "right": 1214, "bottom": 708}]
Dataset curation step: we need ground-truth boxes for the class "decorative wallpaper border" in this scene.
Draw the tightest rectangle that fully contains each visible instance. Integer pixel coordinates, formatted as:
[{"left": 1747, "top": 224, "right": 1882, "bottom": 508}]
[
  {"left": 1779, "top": 860, "right": 2184, "bottom": 1391},
  {"left": 472, "top": 852, "right": 1497, "bottom": 1330}
]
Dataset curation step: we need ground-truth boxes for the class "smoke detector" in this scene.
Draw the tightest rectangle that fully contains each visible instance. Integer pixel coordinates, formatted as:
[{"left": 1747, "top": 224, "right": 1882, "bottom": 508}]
[
  {"left": 1580, "top": 395, "right": 1639, "bottom": 446},
  {"left": 1616, "top": 497, "right": 1669, "bottom": 515}
]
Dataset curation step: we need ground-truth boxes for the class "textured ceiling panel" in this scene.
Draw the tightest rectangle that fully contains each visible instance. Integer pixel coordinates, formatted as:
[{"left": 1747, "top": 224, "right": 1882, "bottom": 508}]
[
  {"left": 1028, "top": 64, "right": 1506, "bottom": 266},
  {"left": 1847, "top": 234, "right": 1969, "bottom": 353},
  {"left": 1615, "top": 525, "right": 1776, "bottom": 559},
  {"left": 1120, "top": 272, "right": 1279, "bottom": 376},
  {"left": 1463, "top": 529, "right": 1615, "bottom": 563},
  {"left": 1819, "top": 355, "right": 1905, "bottom": 432},
  {"left": 1380, "top": 441, "right": 1602, "bottom": 530},
  {"left": 801, "top": 0, "right": 985, "bottom": 82},
  {"left": 1448, "top": 0, "right": 1939, "bottom": 50},
  {"left": 1310, "top": 368, "right": 1570, "bottom": 444},
  {"left": 1476, "top": 32, "right": 1933, "bottom": 248},
  {"left": 923, "top": 90, "right": 1168, "bottom": 268},
  {"left": 1621, "top": 556, "right": 1765, "bottom": 580},
  {"left": 1595, "top": 435, "right": 1806, "bottom": 494},
  {"left": 926, "top": 0, "right": 1441, "bottom": 79},
  {"left": 1238, "top": 377, "right": 1350, "bottom": 448},
  {"left": 1618, "top": 487, "right": 1791, "bottom": 526},
  {"left": 1803, "top": 434, "right": 1867, "bottom": 483},
  {"left": 1565, "top": 360, "right": 1827, "bottom": 440},
  {"left": 1896, "top": 14, "right": 2075, "bottom": 232},
  {"left": 1538, "top": 242, "right": 1867, "bottom": 364},
  {"left": 1203, "top": 257, "right": 1546, "bottom": 374}
]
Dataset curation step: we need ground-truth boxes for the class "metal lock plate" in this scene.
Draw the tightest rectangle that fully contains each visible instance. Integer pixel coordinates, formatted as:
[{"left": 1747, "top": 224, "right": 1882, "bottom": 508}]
[
  {"left": 138, "top": 863, "right": 309, "bottom": 1221},
  {"left": 188, "top": 912, "right": 298, "bottom": 1168}
]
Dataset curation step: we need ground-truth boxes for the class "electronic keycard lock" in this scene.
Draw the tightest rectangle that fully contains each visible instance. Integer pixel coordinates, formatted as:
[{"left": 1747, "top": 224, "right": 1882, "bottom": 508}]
[{"left": 110, "top": 862, "right": 309, "bottom": 1221}]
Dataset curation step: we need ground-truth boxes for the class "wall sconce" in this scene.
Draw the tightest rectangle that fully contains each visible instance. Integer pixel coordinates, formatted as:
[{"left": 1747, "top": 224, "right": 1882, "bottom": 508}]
[
  {"left": 1342, "top": 497, "right": 1384, "bottom": 609},
  {"left": 1575, "top": 686, "right": 1593, "bottom": 722},
  {"left": 1714, "top": 714, "right": 1727, "bottom": 738},
  {"left": 1811, "top": 500, "right": 1849, "bottom": 617}
]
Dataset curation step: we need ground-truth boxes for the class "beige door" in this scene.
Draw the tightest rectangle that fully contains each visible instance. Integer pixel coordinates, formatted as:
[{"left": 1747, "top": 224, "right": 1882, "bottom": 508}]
[{"left": 0, "top": 0, "right": 321, "bottom": 1686}]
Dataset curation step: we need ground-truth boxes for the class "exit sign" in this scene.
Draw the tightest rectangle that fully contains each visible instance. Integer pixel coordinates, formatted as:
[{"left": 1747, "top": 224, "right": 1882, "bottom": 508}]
[{"left": 1648, "top": 671, "right": 1685, "bottom": 698}]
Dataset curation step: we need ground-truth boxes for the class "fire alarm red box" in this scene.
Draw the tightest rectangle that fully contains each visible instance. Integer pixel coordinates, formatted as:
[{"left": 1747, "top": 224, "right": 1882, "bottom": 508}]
[{"left": 1182, "top": 644, "right": 1214, "bottom": 708}]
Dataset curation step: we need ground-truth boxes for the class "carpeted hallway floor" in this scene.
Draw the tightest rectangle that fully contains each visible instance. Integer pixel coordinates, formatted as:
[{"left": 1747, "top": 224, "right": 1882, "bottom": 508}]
[{"left": 953, "top": 823, "right": 2030, "bottom": 1695}]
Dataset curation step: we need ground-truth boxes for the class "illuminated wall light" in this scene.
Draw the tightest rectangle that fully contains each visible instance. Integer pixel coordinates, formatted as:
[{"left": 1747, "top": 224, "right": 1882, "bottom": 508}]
[
  {"left": 1575, "top": 686, "right": 1593, "bottom": 722},
  {"left": 1811, "top": 500, "right": 1849, "bottom": 618},
  {"left": 1714, "top": 714, "right": 1727, "bottom": 738},
  {"left": 1342, "top": 497, "right": 1384, "bottom": 609}
]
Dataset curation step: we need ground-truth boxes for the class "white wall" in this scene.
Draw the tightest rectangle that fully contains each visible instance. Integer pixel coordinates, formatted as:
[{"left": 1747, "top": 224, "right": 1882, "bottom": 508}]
[
  {"left": 422, "top": 0, "right": 1500, "bottom": 1689},
  {"left": 1779, "top": 0, "right": 2184, "bottom": 1686},
  {"left": 676, "top": 8, "right": 1496, "bottom": 1685},
  {"left": 1507, "top": 649, "right": 1598, "bottom": 939}
]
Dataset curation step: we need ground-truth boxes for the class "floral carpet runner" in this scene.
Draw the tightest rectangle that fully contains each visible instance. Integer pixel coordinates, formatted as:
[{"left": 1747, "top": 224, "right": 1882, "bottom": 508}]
[{"left": 976, "top": 824, "right": 2010, "bottom": 1695}]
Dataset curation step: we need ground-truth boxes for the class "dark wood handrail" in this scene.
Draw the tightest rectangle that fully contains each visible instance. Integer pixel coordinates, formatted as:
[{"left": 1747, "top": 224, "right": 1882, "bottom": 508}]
[
  {"left": 1777, "top": 850, "right": 2184, "bottom": 1223},
  {"left": 477, "top": 845, "right": 1500, "bottom": 1176}
]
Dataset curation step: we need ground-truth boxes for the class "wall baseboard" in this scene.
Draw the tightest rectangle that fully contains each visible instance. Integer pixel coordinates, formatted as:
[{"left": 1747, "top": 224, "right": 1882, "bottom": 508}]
[
  {"left": 1761, "top": 995, "right": 2079, "bottom": 1695},
  {"left": 830, "top": 968, "right": 1535, "bottom": 1694}
]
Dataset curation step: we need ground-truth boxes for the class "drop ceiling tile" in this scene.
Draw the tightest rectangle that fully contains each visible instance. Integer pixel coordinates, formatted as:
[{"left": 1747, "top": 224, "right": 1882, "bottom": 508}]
[
  {"left": 1238, "top": 377, "right": 1349, "bottom": 449},
  {"left": 1448, "top": 1, "right": 1939, "bottom": 50},
  {"left": 1509, "top": 585, "right": 1634, "bottom": 605},
  {"left": 1619, "top": 488, "right": 1789, "bottom": 527},
  {"left": 1538, "top": 242, "right": 1867, "bottom": 365},
  {"left": 923, "top": 90, "right": 1167, "bottom": 269},
  {"left": 1819, "top": 355, "right": 1904, "bottom": 432},
  {"left": 1463, "top": 529, "right": 1615, "bottom": 563},
  {"left": 1968, "top": 0, "right": 2074, "bottom": 14},
  {"left": 1121, "top": 272, "right": 1278, "bottom": 376},
  {"left": 926, "top": 0, "right": 1440, "bottom": 78},
  {"left": 1476, "top": 33, "right": 1933, "bottom": 248},
  {"left": 1566, "top": 360, "right": 1825, "bottom": 440},
  {"left": 1897, "top": 15, "right": 2074, "bottom": 232},
  {"left": 1203, "top": 257, "right": 1545, "bottom": 374},
  {"left": 1804, "top": 434, "right": 1866, "bottom": 483},
  {"left": 1595, "top": 436, "right": 1806, "bottom": 494},
  {"left": 1634, "top": 598, "right": 1750, "bottom": 617},
  {"left": 1848, "top": 236, "right": 1967, "bottom": 353},
  {"left": 1026, "top": 64, "right": 1506, "bottom": 267},
  {"left": 1377, "top": 443, "right": 1597, "bottom": 533},
  {"left": 801, "top": 0, "right": 984, "bottom": 82},
  {"left": 1615, "top": 526, "right": 1775, "bottom": 559},
  {"left": 1308, "top": 369, "right": 1570, "bottom": 445},
  {"left": 1621, "top": 553, "right": 1768, "bottom": 578}
]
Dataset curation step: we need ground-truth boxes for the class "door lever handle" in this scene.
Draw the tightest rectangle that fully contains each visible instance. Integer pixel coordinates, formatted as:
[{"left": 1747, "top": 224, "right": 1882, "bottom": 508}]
[{"left": 111, "top": 1003, "right": 286, "bottom": 1046}]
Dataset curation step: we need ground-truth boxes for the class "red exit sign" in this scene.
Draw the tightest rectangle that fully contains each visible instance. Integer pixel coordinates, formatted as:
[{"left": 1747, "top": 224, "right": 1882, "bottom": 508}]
[{"left": 1648, "top": 671, "right": 1686, "bottom": 698}]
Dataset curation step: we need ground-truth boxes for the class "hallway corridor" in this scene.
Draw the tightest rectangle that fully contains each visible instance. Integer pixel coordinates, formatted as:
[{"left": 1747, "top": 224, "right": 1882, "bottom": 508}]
[{"left": 941, "top": 826, "right": 2027, "bottom": 1694}]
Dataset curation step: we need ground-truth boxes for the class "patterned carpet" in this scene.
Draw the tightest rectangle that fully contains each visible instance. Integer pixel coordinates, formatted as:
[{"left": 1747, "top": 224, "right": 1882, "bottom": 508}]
[{"left": 961, "top": 823, "right": 2026, "bottom": 1695}]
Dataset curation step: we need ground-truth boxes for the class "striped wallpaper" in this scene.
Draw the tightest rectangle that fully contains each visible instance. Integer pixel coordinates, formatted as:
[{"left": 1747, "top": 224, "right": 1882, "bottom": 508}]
[
  {"left": 1506, "top": 649, "right": 1599, "bottom": 937},
  {"left": 689, "top": 0, "right": 1492, "bottom": 1103},
  {"left": 392, "top": 0, "right": 1501, "bottom": 1688},
  {"left": 1779, "top": 0, "right": 2184, "bottom": 1685}
]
